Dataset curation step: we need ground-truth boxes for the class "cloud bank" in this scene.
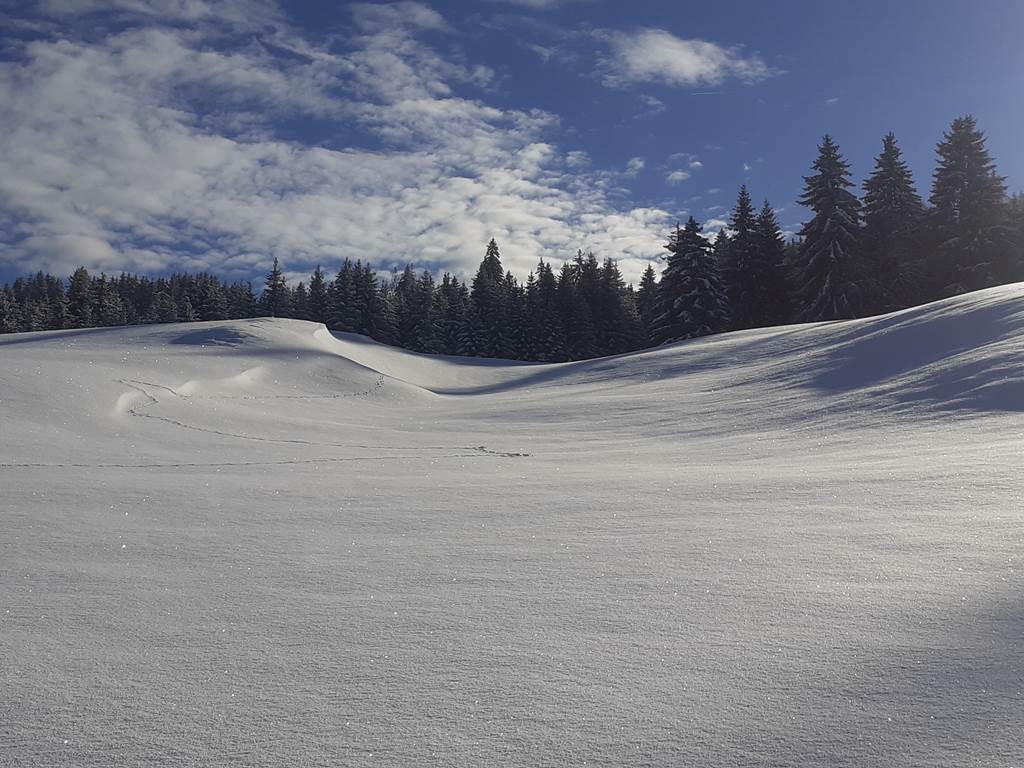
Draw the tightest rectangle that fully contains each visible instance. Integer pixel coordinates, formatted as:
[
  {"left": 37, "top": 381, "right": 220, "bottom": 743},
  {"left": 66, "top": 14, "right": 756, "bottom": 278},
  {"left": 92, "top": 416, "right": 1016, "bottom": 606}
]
[{"left": 0, "top": 1, "right": 677, "bottom": 284}]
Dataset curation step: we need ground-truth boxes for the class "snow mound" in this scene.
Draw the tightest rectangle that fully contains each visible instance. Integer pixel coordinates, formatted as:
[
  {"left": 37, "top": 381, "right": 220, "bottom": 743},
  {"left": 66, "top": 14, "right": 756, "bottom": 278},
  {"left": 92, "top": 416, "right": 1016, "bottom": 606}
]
[{"left": 3, "top": 285, "right": 1024, "bottom": 767}]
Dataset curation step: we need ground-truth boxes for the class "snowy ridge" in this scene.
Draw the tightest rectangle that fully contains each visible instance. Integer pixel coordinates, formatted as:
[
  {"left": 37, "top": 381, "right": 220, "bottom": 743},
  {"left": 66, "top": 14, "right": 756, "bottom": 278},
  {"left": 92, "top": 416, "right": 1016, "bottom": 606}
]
[{"left": 3, "top": 285, "right": 1024, "bottom": 767}]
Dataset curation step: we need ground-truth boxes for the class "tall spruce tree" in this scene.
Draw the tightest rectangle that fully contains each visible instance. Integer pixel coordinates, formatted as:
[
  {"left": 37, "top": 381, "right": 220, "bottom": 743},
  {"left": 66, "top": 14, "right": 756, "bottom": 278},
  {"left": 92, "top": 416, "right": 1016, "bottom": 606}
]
[
  {"left": 792, "top": 135, "right": 864, "bottom": 321},
  {"left": 862, "top": 132, "right": 925, "bottom": 311},
  {"left": 528, "top": 259, "right": 567, "bottom": 361},
  {"left": 753, "top": 200, "right": 794, "bottom": 325},
  {"left": 557, "top": 260, "right": 597, "bottom": 359},
  {"left": 595, "top": 257, "right": 640, "bottom": 355},
  {"left": 635, "top": 263, "right": 658, "bottom": 345},
  {"left": 722, "top": 185, "right": 760, "bottom": 329},
  {"left": 262, "top": 257, "right": 289, "bottom": 317},
  {"left": 650, "top": 217, "right": 729, "bottom": 344},
  {"left": 468, "top": 239, "right": 511, "bottom": 358},
  {"left": 67, "top": 267, "right": 93, "bottom": 328},
  {"left": 328, "top": 259, "right": 360, "bottom": 332},
  {"left": 307, "top": 266, "right": 329, "bottom": 324},
  {"left": 929, "top": 115, "right": 1008, "bottom": 295}
]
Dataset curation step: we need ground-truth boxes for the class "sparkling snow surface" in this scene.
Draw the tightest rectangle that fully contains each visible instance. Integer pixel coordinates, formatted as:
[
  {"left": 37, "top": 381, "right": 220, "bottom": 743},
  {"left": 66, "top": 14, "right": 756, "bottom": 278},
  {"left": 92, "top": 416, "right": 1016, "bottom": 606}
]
[{"left": 2, "top": 285, "right": 1023, "bottom": 767}]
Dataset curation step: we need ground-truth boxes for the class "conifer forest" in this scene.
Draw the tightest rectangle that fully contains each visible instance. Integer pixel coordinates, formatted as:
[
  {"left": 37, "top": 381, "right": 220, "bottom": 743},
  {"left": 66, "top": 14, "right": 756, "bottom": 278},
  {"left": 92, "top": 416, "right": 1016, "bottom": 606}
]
[{"left": 4, "top": 116, "right": 1022, "bottom": 362}]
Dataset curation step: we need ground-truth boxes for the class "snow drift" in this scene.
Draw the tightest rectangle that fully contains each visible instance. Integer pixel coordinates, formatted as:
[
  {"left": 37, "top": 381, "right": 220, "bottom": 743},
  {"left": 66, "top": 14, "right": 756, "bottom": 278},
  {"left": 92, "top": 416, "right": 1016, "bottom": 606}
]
[{"left": 2, "top": 284, "right": 1023, "bottom": 767}]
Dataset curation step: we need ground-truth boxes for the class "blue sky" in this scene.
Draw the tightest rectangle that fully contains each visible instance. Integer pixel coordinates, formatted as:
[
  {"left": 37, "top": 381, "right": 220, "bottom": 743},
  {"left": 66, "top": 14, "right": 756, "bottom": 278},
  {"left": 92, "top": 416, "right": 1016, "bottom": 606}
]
[{"left": 1, "top": 0, "right": 1022, "bottom": 286}]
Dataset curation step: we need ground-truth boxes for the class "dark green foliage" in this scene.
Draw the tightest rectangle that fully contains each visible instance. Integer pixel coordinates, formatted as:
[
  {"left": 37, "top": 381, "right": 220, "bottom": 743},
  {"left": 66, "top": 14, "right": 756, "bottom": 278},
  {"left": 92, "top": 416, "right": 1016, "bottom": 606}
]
[
  {"left": 635, "top": 263, "right": 658, "bottom": 344},
  {"left": 650, "top": 217, "right": 729, "bottom": 344},
  {"left": 862, "top": 133, "right": 925, "bottom": 312},
  {"left": 307, "top": 266, "right": 329, "bottom": 325},
  {"left": 468, "top": 239, "right": 512, "bottom": 358},
  {"left": 261, "top": 257, "right": 289, "bottom": 317},
  {"left": 928, "top": 115, "right": 1009, "bottom": 295},
  {"left": 721, "top": 185, "right": 760, "bottom": 329},
  {"left": 792, "top": 135, "right": 864, "bottom": 321},
  {"left": 752, "top": 201, "right": 794, "bottom": 325}
]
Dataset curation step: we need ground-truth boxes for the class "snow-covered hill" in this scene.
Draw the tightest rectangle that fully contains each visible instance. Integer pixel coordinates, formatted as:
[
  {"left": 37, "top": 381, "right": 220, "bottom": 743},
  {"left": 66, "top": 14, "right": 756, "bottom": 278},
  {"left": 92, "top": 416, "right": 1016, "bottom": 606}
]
[{"left": 3, "top": 285, "right": 1023, "bottom": 767}]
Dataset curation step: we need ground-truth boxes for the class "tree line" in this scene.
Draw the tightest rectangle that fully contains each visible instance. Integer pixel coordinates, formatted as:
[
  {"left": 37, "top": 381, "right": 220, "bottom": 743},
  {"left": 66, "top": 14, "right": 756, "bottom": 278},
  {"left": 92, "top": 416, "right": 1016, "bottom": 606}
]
[{"left": 3, "top": 115, "right": 1023, "bottom": 360}]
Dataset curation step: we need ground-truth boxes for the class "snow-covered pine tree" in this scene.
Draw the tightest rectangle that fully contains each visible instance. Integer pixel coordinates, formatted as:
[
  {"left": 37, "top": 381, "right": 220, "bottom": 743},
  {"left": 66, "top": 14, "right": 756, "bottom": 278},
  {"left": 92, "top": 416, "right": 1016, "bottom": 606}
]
[
  {"left": 531, "top": 259, "right": 568, "bottom": 361},
  {"left": 360, "top": 262, "right": 396, "bottom": 344},
  {"left": 504, "top": 271, "right": 529, "bottom": 359},
  {"left": 411, "top": 270, "right": 440, "bottom": 353},
  {"left": 722, "top": 185, "right": 759, "bottom": 329},
  {"left": 307, "top": 266, "right": 329, "bottom": 324},
  {"left": 468, "top": 239, "right": 511, "bottom": 358},
  {"left": 152, "top": 291, "right": 178, "bottom": 323},
  {"left": 862, "top": 132, "right": 925, "bottom": 312},
  {"left": 435, "top": 273, "right": 468, "bottom": 355},
  {"left": 557, "top": 260, "right": 597, "bottom": 359},
  {"left": 635, "top": 263, "right": 658, "bottom": 345},
  {"left": 650, "top": 217, "right": 729, "bottom": 344},
  {"left": 929, "top": 115, "right": 1008, "bottom": 295},
  {"left": 328, "top": 259, "right": 362, "bottom": 332},
  {"left": 291, "top": 281, "right": 309, "bottom": 321},
  {"left": 595, "top": 257, "right": 640, "bottom": 355},
  {"left": 394, "top": 264, "right": 420, "bottom": 348},
  {"left": 67, "top": 267, "right": 93, "bottom": 328},
  {"left": 792, "top": 135, "right": 864, "bottom": 321},
  {"left": 753, "top": 200, "right": 794, "bottom": 325},
  {"left": 93, "top": 274, "right": 127, "bottom": 326},
  {"left": 0, "top": 287, "right": 23, "bottom": 333},
  {"left": 261, "top": 257, "right": 289, "bottom": 318}
]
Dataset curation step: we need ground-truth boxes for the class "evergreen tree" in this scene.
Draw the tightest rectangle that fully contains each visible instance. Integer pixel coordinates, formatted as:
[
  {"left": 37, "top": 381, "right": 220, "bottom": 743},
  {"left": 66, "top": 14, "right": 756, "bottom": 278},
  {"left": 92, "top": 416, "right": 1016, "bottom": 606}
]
[
  {"left": 1004, "top": 194, "right": 1024, "bottom": 283},
  {"left": 359, "top": 263, "right": 397, "bottom": 343},
  {"left": 753, "top": 200, "right": 794, "bottom": 325},
  {"left": 527, "top": 259, "right": 568, "bottom": 361},
  {"left": 93, "top": 274, "right": 127, "bottom": 326},
  {"left": 792, "top": 135, "right": 864, "bottom": 321},
  {"left": 650, "top": 217, "right": 729, "bottom": 343},
  {"left": 435, "top": 273, "right": 469, "bottom": 355},
  {"left": 393, "top": 265, "right": 421, "bottom": 348},
  {"left": 67, "top": 267, "right": 93, "bottom": 328},
  {"left": 468, "top": 239, "right": 511, "bottom": 358},
  {"left": 0, "top": 288, "right": 21, "bottom": 333},
  {"left": 152, "top": 291, "right": 179, "bottom": 323},
  {"left": 328, "top": 259, "right": 360, "bottom": 333},
  {"left": 862, "top": 132, "right": 925, "bottom": 311},
  {"left": 291, "top": 281, "right": 309, "bottom": 320},
  {"left": 308, "top": 266, "right": 329, "bottom": 324},
  {"left": 557, "top": 260, "right": 597, "bottom": 359},
  {"left": 635, "top": 263, "right": 658, "bottom": 345},
  {"left": 722, "top": 185, "right": 760, "bottom": 329},
  {"left": 195, "top": 276, "right": 228, "bottom": 321},
  {"left": 226, "top": 281, "right": 257, "bottom": 319},
  {"left": 595, "top": 257, "right": 640, "bottom": 355},
  {"left": 929, "top": 115, "right": 1009, "bottom": 294},
  {"left": 178, "top": 293, "right": 197, "bottom": 322},
  {"left": 43, "top": 274, "right": 69, "bottom": 329},
  {"left": 504, "top": 271, "right": 528, "bottom": 359},
  {"left": 261, "top": 257, "right": 289, "bottom": 317}
]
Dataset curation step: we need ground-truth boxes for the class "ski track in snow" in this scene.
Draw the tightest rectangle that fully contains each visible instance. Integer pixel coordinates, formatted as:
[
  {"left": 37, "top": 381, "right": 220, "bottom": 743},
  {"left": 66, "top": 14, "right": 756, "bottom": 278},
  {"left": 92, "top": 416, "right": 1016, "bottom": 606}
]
[{"left": 3, "top": 286, "right": 1024, "bottom": 768}]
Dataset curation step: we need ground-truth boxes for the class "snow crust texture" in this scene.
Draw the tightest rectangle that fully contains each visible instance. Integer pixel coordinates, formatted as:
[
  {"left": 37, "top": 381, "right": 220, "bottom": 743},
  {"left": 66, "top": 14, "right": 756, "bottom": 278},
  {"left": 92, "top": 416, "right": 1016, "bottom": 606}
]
[{"left": 3, "top": 286, "right": 1024, "bottom": 766}]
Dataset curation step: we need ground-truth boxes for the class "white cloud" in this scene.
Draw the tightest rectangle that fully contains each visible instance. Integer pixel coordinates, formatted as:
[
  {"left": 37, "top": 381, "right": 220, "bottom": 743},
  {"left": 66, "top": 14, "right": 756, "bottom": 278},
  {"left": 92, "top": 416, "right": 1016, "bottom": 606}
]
[
  {"left": 825, "top": 96, "right": 839, "bottom": 105},
  {"left": 666, "top": 170, "right": 691, "bottom": 185},
  {"left": 601, "top": 28, "right": 780, "bottom": 88},
  {"left": 689, "top": 160, "right": 703, "bottom": 169},
  {"left": 0, "top": 1, "right": 676, "bottom": 286},
  {"left": 625, "top": 157, "right": 645, "bottom": 176},
  {"left": 486, "top": 0, "right": 591, "bottom": 7},
  {"left": 742, "top": 162, "right": 753, "bottom": 172}
]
